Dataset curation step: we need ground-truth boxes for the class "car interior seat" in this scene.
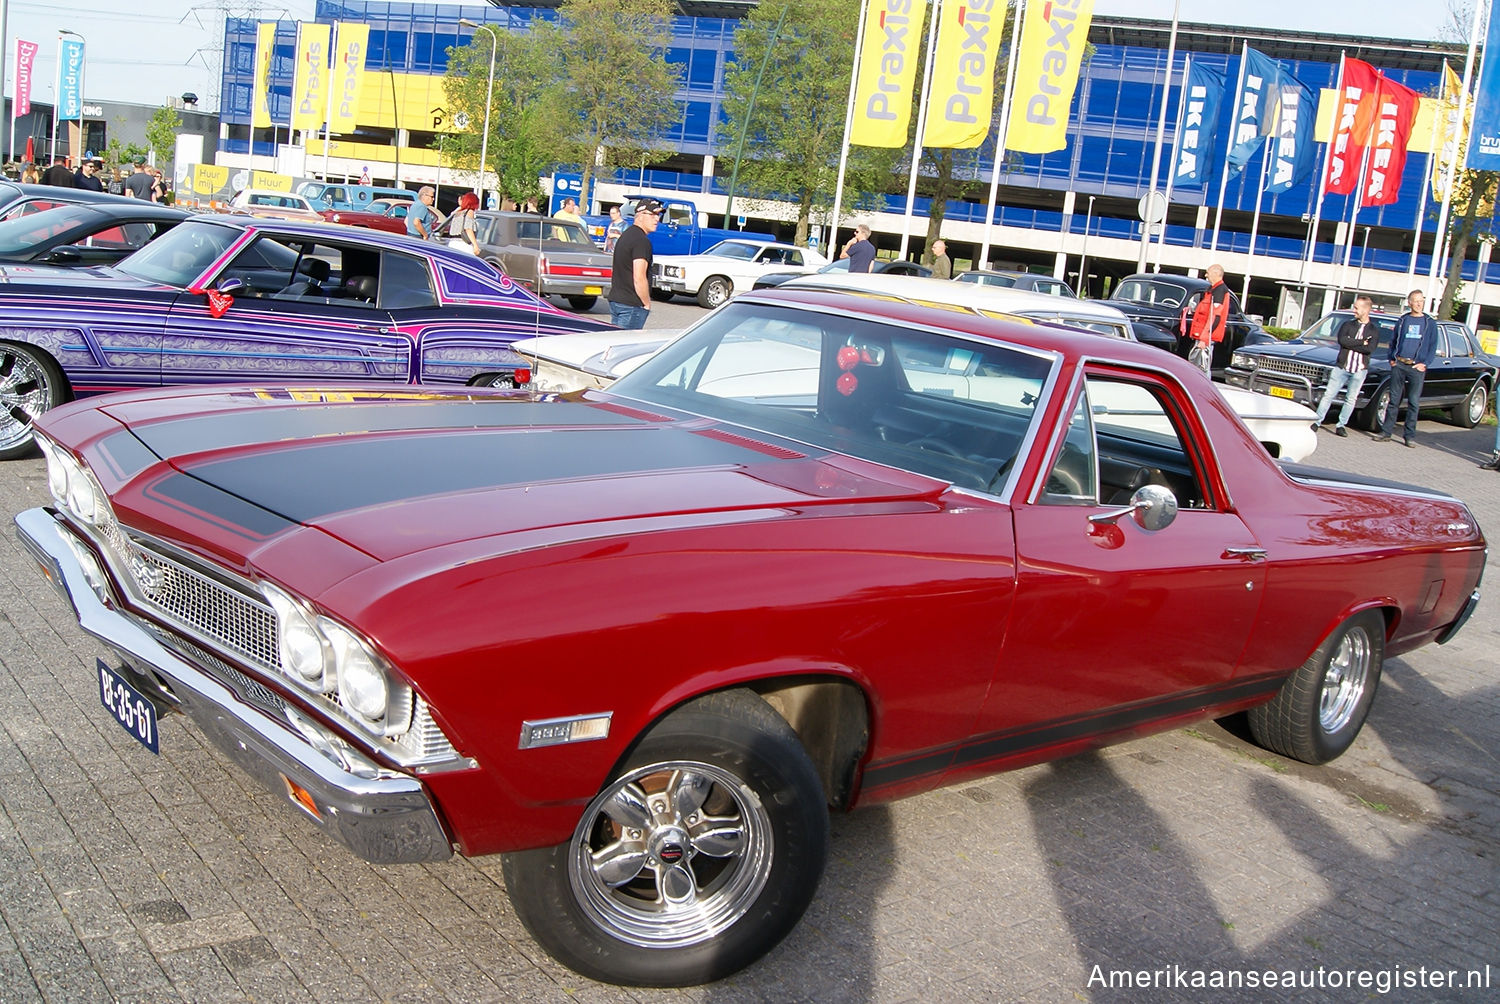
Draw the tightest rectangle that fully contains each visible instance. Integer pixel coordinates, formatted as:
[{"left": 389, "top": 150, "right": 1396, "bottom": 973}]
[
  {"left": 343, "top": 275, "right": 377, "bottom": 303},
  {"left": 272, "top": 258, "right": 331, "bottom": 299}
]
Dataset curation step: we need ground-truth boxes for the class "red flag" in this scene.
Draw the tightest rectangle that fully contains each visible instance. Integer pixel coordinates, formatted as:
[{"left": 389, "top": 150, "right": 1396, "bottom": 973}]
[
  {"left": 1361, "top": 75, "right": 1420, "bottom": 207},
  {"left": 23, "top": 137, "right": 34, "bottom": 164},
  {"left": 1324, "top": 59, "right": 1378, "bottom": 196}
]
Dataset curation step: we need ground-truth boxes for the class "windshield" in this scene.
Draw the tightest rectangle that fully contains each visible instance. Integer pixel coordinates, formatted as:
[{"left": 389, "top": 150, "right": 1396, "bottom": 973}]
[
  {"left": 1114, "top": 279, "right": 1189, "bottom": 308},
  {"left": 611, "top": 301, "right": 1055, "bottom": 493},
  {"left": 115, "top": 219, "right": 243, "bottom": 286},
  {"left": 702, "top": 241, "right": 760, "bottom": 261},
  {"left": 0, "top": 204, "right": 97, "bottom": 252},
  {"left": 1301, "top": 312, "right": 1398, "bottom": 350}
]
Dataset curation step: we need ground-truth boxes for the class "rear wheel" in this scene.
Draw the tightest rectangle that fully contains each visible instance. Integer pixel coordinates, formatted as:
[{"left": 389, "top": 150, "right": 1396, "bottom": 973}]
[
  {"left": 1448, "top": 379, "right": 1488, "bottom": 428},
  {"left": 0, "top": 342, "right": 66, "bottom": 461},
  {"left": 697, "top": 275, "right": 733, "bottom": 309},
  {"left": 566, "top": 295, "right": 598, "bottom": 311},
  {"left": 502, "top": 689, "right": 829, "bottom": 987},
  {"left": 1247, "top": 610, "right": 1385, "bottom": 764}
]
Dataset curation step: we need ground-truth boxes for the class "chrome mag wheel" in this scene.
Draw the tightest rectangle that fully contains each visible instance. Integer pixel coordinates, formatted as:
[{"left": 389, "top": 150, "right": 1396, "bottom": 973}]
[{"left": 1319, "top": 624, "right": 1372, "bottom": 733}]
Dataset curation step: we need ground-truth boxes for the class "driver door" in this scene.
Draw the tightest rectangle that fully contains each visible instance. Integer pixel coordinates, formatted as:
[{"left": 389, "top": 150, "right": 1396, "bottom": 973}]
[{"left": 961, "top": 367, "right": 1267, "bottom": 775}]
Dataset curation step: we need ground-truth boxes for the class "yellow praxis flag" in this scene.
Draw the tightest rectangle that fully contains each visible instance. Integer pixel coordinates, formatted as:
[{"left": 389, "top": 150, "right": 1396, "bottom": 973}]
[
  {"left": 850, "top": 0, "right": 929, "bottom": 148},
  {"left": 922, "top": 0, "right": 1002, "bottom": 148},
  {"left": 290, "top": 21, "right": 331, "bottom": 133},
  {"left": 251, "top": 22, "right": 276, "bottom": 130},
  {"left": 1432, "top": 63, "right": 1467, "bottom": 201},
  {"left": 1005, "top": 0, "right": 1095, "bottom": 154},
  {"left": 329, "top": 22, "right": 370, "bottom": 133}
]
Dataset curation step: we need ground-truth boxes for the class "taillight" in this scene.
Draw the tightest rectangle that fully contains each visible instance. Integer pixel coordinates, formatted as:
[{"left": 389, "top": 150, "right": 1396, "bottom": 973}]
[{"left": 538, "top": 253, "right": 549, "bottom": 276}]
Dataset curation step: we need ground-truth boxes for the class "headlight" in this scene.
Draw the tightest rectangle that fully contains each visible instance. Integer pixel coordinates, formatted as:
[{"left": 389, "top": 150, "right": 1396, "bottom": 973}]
[
  {"left": 320, "top": 617, "right": 413, "bottom": 737},
  {"left": 662, "top": 265, "right": 681, "bottom": 278},
  {"left": 38, "top": 437, "right": 107, "bottom": 524},
  {"left": 1232, "top": 353, "right": 1256, "bottom": 370},
  {"left": 263, "top": 585, "right": 331, "bottom": 692}
]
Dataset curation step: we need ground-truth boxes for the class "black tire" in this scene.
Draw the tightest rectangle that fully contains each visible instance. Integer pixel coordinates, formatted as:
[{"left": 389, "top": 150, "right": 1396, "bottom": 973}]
[
  {"left": 0, "top": 342, "right": 66, "bottom": 461},
  {"left": 1359, "top": 383, "right": 1392, "bottom": 432},
  {"left": 1247, "top": 610, "right": 1385, "bottom": 765},
  {"left": 696, "top": 275, "right": 733, "bottom": 309},
  {"left": 652, "top": 287, "right": 674, "bottom": 302},
  {"left": 502, "top": 690, "right": 829, "bottom": 987},
  {"left": 565, "top": 295, "right": 598, "bottom": 311},
  {"left": 1449, "top": 380, "right": 1488, "bottom": 429}
]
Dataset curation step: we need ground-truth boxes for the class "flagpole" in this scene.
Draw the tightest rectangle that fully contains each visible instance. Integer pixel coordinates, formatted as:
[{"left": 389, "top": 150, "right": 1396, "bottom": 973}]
[
  {"left": 1428, "top": 0, "right": 1486, "bottom": 304},
  {"left": 899, "top": 0, "right": 942, "bottom": 259},
  {"left": 830, "top": 0, "right": 872, "bottom": 251},
  {"left": 1139, "top": 0, "right": 1181, "bottom": 270},
  {"left": 1409, "top": 65, "right": 1446, "bottom": 281},
  {"left": 1242, "top": 89, "right": 1281, "bottom": 302},
  {"left": 979, "top": 0, "right": 1025, "bottom": 270},
  {"left": 1299, "top": 52, "right": 1344, "bottom": 313},
  {"left": 1210, "top": 41, "right": 1249, "bottom": 255},
  {"left": 1340, "top": 72, "right": 1382, "bottom": 289},
  {"left": 323, "top": 22, "right": 338, "bottom": 181},
  {"left": 1152, "top": 54, "right": 1190, "bottom": 271}
]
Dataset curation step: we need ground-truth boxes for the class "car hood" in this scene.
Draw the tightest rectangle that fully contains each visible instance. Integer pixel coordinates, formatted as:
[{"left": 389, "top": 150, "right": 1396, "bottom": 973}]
[
  {"left": 92, "top": 388, "right": 947, "bottom": 564},
  {"left": 1238, "top": 340, "right": 1338, "bottom": 363},
  {"left": 0, "top": 262, "right": 173, "bottom": 291}
]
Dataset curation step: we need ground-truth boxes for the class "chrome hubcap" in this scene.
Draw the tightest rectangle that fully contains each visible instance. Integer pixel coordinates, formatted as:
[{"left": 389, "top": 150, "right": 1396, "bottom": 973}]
[
  {"left": 1320, "top": 627, "right": 1371, "bottom": 733},
  {"left": 569, "top": 760, "right": 772, "bottom": 948},
  {"left": 0, "top": 349, "right": 49, "bottom": 451},
  {"left": 1469, "top": 386, "right": 1487, "bottom": 424}
]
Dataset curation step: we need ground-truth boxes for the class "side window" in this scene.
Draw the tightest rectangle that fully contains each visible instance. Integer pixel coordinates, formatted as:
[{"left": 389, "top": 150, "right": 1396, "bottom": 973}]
[
  {"left": 666, "top": 205, "right": 693, "bottom": 228},
  {"left": 379, "top": 252, "right": 437, "bottom": 310},
  {"left": 787, "top": 250, "right": 804, "bottom": 267},
  {"left": 1443, "top": 325, "right": 1473, "bottom": 358},
  {"left": 1040, "top": 393, "right": 1098, "bottom": 504},
  {"left": 1085, "top": 376, "right": 1208, "bottom": 510}
]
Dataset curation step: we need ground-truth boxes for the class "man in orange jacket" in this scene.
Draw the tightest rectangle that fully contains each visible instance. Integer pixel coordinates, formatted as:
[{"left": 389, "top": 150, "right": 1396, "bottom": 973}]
[{"left": 1186, "top": 264, "right": 1231, "bottom": 375}]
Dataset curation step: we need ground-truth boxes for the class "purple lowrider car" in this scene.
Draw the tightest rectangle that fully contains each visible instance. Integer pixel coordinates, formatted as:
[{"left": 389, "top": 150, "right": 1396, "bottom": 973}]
[{"left": 0, "top": 215, "right": 611, "bottom": 459}]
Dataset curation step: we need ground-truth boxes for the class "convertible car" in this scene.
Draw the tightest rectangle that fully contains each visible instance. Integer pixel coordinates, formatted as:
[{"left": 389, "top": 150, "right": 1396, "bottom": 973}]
[
  {"left": 0, "top": 214, "right": 610, "bottom": 459},
  {"left": 16, "top": 286, "right": 1484, "bottom": 987}
]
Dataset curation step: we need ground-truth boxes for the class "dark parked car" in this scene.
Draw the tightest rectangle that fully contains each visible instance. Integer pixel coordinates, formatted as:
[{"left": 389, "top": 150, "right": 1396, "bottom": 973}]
[
  {"left": 0, "top": 201, "right": 188, "bottom": 266},
  {"left": 1108, "top": 272, "right": 1274, "bottom": 374},
  {"left": 0, "top": 180, "right": 148, "bottom": 221},
  {"left": 471, "top": 211, "right": 613, "bottom": 311},
  {"left": 17, "top": 285, "right": 1484, "bottom": 986},
  {"left": 955, "top": 268, "right": 1076, "bottom": 297},
  {"left": 752, "top": 256, "right": 932, "bottom": 289},
  {"left": 0, "top": 214, "right": 610, "bottom": 460},
  {"left": 1225, "top": 310, "right": 1499, "bottom": 431}
]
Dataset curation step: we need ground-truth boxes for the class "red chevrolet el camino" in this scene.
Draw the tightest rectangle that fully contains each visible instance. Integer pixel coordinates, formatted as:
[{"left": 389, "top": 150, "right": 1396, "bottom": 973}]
[{"left": 15, "top": 286, "right": 1486, "bottom": 986}]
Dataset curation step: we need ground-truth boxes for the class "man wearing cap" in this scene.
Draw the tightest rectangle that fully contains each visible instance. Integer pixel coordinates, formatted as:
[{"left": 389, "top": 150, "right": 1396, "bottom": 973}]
[
  {"left": 125, "top": 162, "right": 154, "bottom": 199},
  {"left": 607, "top": 199, "right": 662, "bottom": 329}
]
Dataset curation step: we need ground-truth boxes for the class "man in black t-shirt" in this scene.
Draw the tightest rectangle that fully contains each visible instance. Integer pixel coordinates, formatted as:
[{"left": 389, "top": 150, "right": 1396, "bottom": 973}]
[
  {"left": 74, "top": 160, "right": 104, "bottom": 191},
  {"left": 124, "top": 162, "right": 154, "bottom": 199},
  {"left": 607, "top": 198, "right": 663, "bottom": 329},
  {"left": 41, "top": 157, "right": 75, "bottom": 187}
]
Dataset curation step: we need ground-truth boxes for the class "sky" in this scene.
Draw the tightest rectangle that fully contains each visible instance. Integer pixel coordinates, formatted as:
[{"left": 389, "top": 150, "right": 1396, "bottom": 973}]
[{"left": 0, "top": 0, "right": 1465, "bottom": 115}]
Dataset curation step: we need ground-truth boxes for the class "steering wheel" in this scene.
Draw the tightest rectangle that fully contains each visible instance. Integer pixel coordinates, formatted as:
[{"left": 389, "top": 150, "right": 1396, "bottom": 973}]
[{"left": 907, "top": 437, "right": 964, "bottom": 458}]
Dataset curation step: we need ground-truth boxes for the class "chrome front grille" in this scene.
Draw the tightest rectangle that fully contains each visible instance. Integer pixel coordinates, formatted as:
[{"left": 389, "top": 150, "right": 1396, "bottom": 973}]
[
  {"left": 1250, "top": 357, "right": 1330, "bottom": 385},
  {"left": 126, "top": 542, "right": 280, "bottom": 675}
]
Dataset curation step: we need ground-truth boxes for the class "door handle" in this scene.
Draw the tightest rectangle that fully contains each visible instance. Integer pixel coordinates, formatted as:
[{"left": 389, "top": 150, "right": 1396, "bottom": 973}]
[{"left": 1222, "top": 546, "right": 1267, "bottom": 562}]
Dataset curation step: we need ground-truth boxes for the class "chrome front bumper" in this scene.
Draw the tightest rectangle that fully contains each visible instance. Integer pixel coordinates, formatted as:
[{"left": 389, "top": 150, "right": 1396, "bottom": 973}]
[{"left": 14, "top": 507, "right": 453, "bottom": 864}]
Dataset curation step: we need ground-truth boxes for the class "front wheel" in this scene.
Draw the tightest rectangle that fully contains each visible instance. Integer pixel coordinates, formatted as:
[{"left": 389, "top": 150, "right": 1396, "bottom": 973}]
[
  {"left": 652, "top": 287, "right": 674, "bottom": 302},
  {"left": 1359, "top": 383, "right": 1392, "bottom": 432},
  {"left": 1247, "top": 610, "right": 1385, "bottom": 764},
  {"left": 565, "top": 295, "right": 598, "bottom": 311},
  {"left": 1449, "top": 379, "right": 1488, "bottom": 428},
  {"left": 0, "top": 342, "right": 66, "bottom": 461},
  {"left": 696, "top": 275, "right": 733, "bottom": 309},
  {"left": 502, "top": 689, "right": 829, "bottom": 987}
]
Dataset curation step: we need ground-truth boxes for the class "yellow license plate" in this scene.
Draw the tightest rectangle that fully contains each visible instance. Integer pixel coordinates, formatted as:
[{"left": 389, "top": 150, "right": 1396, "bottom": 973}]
[
  {"left": 584, "top": 285, "right": 603, "bottom": 295},
  {"left": 1269, "top": 386, "right": 1295, "bottom": 400}
]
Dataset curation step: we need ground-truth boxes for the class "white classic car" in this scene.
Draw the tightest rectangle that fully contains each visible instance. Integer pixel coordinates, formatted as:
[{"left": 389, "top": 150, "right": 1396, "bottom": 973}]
[
  {"left": 518, "top": 276, "right": 1320, "bottom": 462},
  {"left": 655, "top": 238, "right": 829, "bottom": 309}
]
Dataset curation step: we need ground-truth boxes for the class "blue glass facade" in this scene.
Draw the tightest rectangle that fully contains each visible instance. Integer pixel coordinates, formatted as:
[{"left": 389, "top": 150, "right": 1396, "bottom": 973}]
[{"left": 217, "top": 5, "right": 1472, "bottom": 283}]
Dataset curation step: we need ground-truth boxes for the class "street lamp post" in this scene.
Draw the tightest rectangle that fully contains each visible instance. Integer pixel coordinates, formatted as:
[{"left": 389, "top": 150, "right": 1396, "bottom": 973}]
[
  {"left": 1078, "top": 195, "right": 1096, "bottom": 298},
  {"left": 458, "top": 19, "right": 497, "bottom": 204},
  {"left": 1355, "top": 225, "right": 1372, "bottom": 299},
  {"left": 49, "top": 28, "right": 85, "bottom": 165}
]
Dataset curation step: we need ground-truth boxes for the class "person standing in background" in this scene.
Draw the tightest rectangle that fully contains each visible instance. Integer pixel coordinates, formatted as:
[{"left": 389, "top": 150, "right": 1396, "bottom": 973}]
[
  {"left": 1185, "top": 264, "right": 1231, "bottom": 374},
  {"left": 1310, "top": 294, "right": 1377, "bottom": 438},
  {"left": 929, "top": 239, "right": 951, "bottom": 280},
  {"left": 607, "top": 198, "right": 664, "bottom": 329},
  {"left": 1374, "top": 289, "right": 1440, "bottom": 447},
  {"left": 406, "top": 186, "right": 439, "bottom": 240},
  {"left": 841, "top": 224, "right": 876, "bottom": 273}
]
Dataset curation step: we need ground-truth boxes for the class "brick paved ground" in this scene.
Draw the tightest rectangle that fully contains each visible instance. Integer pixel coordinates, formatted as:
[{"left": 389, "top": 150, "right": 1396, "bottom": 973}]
[{"left": 0, "top": 402, "right": 1496, "bottom": 1003}]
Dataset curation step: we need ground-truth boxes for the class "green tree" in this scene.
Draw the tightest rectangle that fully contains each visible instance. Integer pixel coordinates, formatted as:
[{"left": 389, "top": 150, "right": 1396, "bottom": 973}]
[
  {"left": 442, "top": 28, "right": 561, "bottom": 207},
  {"left": 1436, "top": 169, "right": 1497, "bottom": 320},
  {"left": 144, "top": 106, "right": 182, "bottom": 168},
  {"left": 552, "top": 0, "right": 680, "bottom": 206},
  {"left": 718, "top": 0, "right": 897, "bottom": 247}
]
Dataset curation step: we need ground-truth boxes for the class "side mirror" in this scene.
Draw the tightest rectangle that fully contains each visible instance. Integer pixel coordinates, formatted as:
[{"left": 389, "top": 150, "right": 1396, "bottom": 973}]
[
  {"left": 216, "top": 277, "right": 247, "bottom": 295},
  {"left": 41, "top": 246, "right": 83, "bottom": 264},
  {"left": 1088, "top": 483, "right": 1178, "bottom": 533}
]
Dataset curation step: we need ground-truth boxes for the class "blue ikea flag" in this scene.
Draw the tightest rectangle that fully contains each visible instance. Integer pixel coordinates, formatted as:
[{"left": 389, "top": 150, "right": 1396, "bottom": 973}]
[
  {"left": 1226, "top": 48, "right": 1284, "bottom": 178},
  {"left": 1266, "top": 76, "right": 1316, "bottom": 195},
  {"left": 1469, "top": 13, "right": 1500, "bottom": 169},
  {"left": 1172, "top": 62, "right": 1225, "bottom": 187},
  {"left": 58, "top": 40, "right": 84, "bottom": 122}
]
